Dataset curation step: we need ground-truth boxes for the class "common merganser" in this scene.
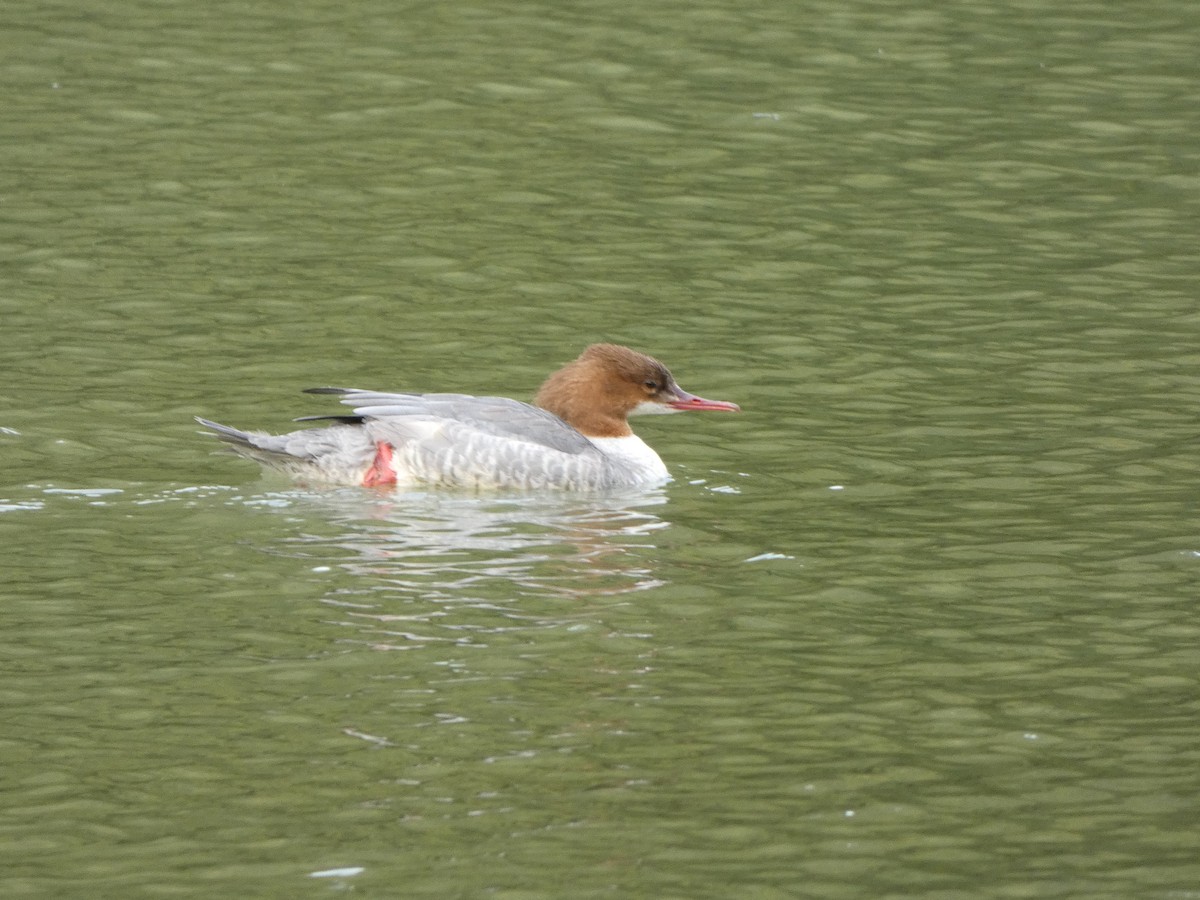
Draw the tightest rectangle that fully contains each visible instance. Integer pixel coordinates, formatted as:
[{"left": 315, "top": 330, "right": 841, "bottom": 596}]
[{"left": 196, "top": 343, "right": 739, "bottom": 490}]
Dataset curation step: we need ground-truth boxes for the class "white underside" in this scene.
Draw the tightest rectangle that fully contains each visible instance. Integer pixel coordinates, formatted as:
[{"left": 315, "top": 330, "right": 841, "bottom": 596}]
[
  {"left": 378, "top": 433, "right": 669, "bottom": 489},
  {"left": 587, "top": 435, "right": 670, "bottom": 484}
]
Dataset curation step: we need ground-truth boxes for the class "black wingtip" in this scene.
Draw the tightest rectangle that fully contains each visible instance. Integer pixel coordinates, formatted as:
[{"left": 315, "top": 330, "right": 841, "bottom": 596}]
[{"left": 293, "top": 414, "right": 367, "bottom": 424}]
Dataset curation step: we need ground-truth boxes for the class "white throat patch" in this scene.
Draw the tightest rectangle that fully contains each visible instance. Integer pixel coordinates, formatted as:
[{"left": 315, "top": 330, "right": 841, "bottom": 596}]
[{"left": 629, "top": 400, "right": 680, "bottom": 416}]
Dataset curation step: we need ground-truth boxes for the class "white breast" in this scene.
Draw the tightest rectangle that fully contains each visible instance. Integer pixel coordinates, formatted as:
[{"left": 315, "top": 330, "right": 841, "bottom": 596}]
[{"left": 587, "top": 435, "right": 670, "bottom": 484}]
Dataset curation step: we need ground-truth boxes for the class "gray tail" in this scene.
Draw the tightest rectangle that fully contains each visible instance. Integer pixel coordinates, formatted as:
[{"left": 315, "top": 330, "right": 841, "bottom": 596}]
[
  {"left": 195, "top": 416, "right": 374, "bottom": 481},
  {"left": 194, "top": 416, "right": 305, "bottom": 470},
  {"left": 195, "top": 416, "right": 256, "bottom": 447}
]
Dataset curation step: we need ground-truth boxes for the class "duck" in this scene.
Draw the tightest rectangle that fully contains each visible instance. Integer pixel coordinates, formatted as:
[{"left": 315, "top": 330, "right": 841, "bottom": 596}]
[{"left": 196, "top": 343, "right": 739, "bottom": 490}]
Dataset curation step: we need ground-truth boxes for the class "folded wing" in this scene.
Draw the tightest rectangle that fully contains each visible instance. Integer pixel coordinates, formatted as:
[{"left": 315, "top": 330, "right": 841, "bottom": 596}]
[{"left": 305, "top": 388, "right": 617, "bottom": 489}]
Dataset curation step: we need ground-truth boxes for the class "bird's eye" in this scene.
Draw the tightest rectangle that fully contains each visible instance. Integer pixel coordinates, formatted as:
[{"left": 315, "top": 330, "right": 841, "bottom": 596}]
[{"left": 644, "top": 380, "right": 659, "bottom": 390}]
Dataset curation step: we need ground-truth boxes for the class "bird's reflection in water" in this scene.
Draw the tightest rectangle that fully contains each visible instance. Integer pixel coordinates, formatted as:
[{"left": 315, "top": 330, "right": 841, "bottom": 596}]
[{"left": 246, "top": 487, "right": 673, "bottom": 650}]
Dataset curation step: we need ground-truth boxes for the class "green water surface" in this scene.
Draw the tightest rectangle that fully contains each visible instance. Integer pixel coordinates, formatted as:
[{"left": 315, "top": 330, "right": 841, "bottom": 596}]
[{"left": 3, "top": 0, "right": 1199, "bottom": 897}]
